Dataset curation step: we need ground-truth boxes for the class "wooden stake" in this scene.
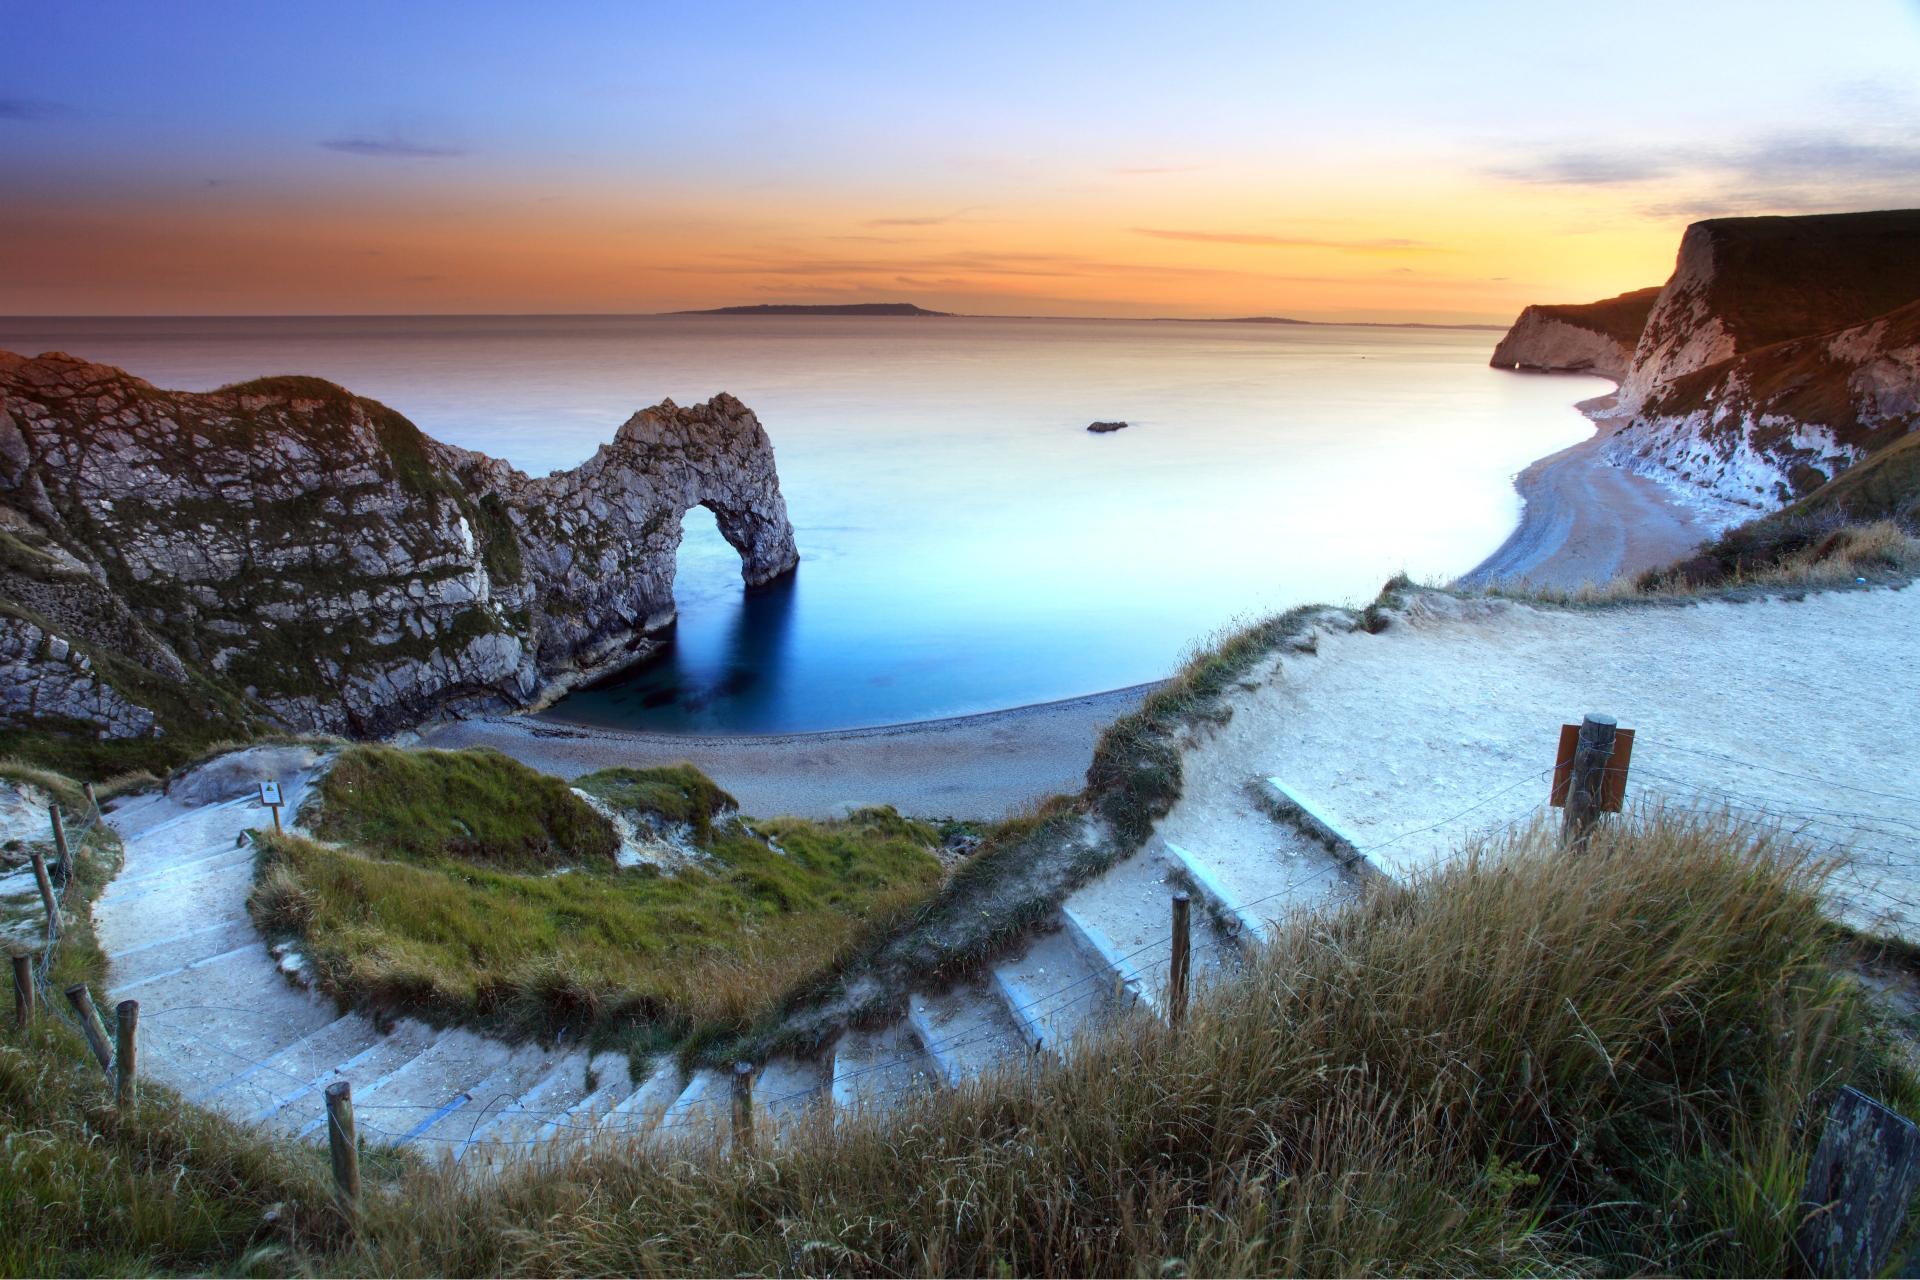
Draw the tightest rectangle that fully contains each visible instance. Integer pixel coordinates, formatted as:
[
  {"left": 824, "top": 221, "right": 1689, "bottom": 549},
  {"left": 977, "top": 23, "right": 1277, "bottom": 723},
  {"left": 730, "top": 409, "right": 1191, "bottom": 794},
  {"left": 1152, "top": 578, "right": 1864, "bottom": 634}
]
[
  {"left": 115, "top": 1000, "right": 139, "bottom": 1106},
  {"left": 731, "top": 1060, "right": 755, "bottom": 1155},
  {"left": 1798, "top": 1086, "right": 1920, "bottom": 1277},
  {"left": 64, "top": 984, "right": 113, "bottom": 1070},
  {"left": 1169, "top": 892, "right": 1191, "bottom": 1031},
  {"left": 83, "top": 782, "right": 97, "bottom": 812},
  {"left": 325, "top": 1081, "right": 360, "bottom": 1212},
  {"left": 1560, "top": 713, "right": 1618, "bottom": 849},
  {"left": 12, "top": 955, "right": 34, "bottom": 1029},
  {"left": 28, "top": 847, "right": 57, "bottom": 945},
  {"left": 270, "top": 804, "right": 282, "bottom": 835},
  {"left": 49, "top": 804, "right": 70, "bottom": 868}
]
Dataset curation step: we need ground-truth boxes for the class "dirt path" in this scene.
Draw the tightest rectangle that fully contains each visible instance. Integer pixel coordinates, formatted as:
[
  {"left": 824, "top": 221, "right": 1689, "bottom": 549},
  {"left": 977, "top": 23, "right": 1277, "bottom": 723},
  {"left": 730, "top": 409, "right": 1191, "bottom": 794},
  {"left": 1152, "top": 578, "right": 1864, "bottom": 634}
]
[
  {"left": 1457, "top": 404, "right": 1708, "bottom": 591},
  {"left": 1171, "top": 584, "right": 1920, "bottom": 938},
  {"left": 417, "top": 683, "right": 1157, "bottom": 820}
]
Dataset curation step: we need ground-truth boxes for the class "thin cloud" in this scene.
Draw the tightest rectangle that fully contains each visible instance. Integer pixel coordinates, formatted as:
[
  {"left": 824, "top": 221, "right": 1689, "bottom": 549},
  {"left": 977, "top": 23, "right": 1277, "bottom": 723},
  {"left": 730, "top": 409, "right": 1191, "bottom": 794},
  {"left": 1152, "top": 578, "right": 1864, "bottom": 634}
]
[
  {"left": 0, "top": 96, "right": 72, "bottom": 121},
  {"left": 864, "top": 206, "right": 981, "bottom": 227},
  {"left": 1486, "top": 133, "right": 1920, "bottom": 208},
  {"left": 1133, "top": 227, "right": 1444, "bottom": 253},
  {"left": 321, "top": 136, "right": 466, "bottom": 158}
]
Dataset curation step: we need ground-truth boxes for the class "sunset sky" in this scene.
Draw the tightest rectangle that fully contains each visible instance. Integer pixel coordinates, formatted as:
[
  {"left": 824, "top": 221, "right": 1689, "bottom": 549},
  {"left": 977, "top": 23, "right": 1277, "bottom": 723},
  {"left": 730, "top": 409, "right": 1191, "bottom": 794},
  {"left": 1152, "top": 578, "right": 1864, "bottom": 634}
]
[{"left": 5, "top": 0, "right": 1918, "bottom": 322}]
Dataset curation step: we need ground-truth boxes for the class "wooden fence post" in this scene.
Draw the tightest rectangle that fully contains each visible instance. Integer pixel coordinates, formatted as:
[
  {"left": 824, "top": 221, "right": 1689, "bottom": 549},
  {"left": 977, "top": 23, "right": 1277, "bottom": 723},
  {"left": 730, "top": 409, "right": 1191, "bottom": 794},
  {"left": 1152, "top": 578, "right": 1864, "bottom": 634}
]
[
  {"left": 1169, "top": 892, "right": 1191, "bottom": 1032},
  {"left": 731, "top": 1061, "right": 755, "bottom": 1155},
  {"left": 1798, "top": 1086, "right": 1920, "bottom": 1277},
  {"left": 83, "top": 782, "right": 97, "bottom": 812},
  {"left": 1560, "top": 713, "right": 1618, "bottom": 849},
  {"left": 12, "top": 955, "right": 33, "bottom": 1029},
  {"left": 49, "top": 804, "right": 70, "bottom": 867},
  {"left": 64, "top": 984, "right": 113, "bottom": 1070},
  {"left": 28, "top": 847, "right": 58, "bottom": 944},
  {"left": 325, "top": 1081, "right": 360, "bottom": 1213},
  {"left": 115, "top": 1000, "right": 138, "bottom": 1106}
]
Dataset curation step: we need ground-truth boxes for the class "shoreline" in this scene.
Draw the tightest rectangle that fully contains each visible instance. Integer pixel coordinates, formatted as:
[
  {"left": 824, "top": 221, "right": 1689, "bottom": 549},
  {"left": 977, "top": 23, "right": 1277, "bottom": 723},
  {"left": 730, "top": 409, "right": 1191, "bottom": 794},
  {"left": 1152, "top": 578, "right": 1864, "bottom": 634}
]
[
  {"left": 431, "top": 380, "right": 1707, "bottom": 818},
  {"left": 417, "top": 683, "right": 1160, "bottom": 820},
  {"left": 1455, "top": 390, "right": 1707, "bottom": 591}
]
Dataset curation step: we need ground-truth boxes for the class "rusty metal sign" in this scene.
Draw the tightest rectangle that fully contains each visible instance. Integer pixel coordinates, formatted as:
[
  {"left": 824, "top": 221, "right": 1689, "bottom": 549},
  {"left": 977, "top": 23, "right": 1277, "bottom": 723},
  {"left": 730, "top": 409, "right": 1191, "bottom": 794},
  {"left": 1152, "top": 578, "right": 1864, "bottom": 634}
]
[{"left": 1549, "top": 725, "right": 1634, "bottom": 811}]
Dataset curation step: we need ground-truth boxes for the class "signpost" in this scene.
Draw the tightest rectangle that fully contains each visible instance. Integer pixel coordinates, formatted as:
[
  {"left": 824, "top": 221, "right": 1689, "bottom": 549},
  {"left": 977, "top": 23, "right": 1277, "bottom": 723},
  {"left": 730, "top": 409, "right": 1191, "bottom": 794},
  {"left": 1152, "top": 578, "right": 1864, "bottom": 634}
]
[{"left": 259, "top": 779, "right": 283, "bottom": 834}]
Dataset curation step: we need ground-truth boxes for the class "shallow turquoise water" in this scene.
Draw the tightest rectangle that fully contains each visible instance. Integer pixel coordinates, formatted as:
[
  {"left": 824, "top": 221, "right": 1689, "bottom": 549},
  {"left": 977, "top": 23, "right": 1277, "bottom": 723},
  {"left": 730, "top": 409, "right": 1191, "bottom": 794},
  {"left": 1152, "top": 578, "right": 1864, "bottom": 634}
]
[{"left": 0, "top": 315, "right": 1604, "bottom": 731}]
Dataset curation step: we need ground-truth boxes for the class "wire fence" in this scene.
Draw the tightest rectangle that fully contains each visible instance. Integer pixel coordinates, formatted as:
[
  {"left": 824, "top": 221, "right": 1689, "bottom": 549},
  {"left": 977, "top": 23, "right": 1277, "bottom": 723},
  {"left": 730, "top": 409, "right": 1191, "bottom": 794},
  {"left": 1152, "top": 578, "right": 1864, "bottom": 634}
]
[{"left": 28, "top": 723, "right": 1920, "bottom": 1162}]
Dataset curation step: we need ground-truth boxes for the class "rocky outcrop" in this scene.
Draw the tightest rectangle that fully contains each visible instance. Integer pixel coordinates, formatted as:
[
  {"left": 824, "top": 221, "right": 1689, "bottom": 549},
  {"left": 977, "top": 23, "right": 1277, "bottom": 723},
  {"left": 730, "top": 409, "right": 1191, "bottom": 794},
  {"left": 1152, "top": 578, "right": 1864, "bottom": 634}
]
[
  {"left": 1618, "top": 211, "right": 1920, "bottom": 412},
  {"left": 1602, "top": 298, "right": 1920, "bottom": 514},
  {"left": 0, "top": 352, "right": 799, "bottom": 745},
  {"left": 1489, "top": 287, "right": 1660, "bottom": 379},
  {"left": 1497, "top": 210, "right": 1920, "bottom": 524}
]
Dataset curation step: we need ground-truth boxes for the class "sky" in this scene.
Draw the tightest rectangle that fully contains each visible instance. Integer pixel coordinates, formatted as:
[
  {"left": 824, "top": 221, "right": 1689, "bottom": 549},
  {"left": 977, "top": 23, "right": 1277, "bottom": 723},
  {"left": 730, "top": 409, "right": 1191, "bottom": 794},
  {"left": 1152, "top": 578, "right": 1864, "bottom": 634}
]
[{"left": 3, "top": 0, "right": 1918, "bottom": 322}]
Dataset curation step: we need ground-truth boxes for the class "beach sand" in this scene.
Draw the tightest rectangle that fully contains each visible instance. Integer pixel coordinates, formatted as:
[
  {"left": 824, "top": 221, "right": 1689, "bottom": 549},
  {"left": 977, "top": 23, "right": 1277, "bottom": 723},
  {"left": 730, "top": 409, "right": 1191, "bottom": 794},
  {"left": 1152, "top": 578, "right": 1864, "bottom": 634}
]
[
  {"left": 426, "top": 386, "right": 1709, "bottom": 821},
  {"left": 418, "top": 683, "right": 1157, "bottom": 821},
  {"left": 1455, "top": 395, "right": 1706, "bottom": 591}
]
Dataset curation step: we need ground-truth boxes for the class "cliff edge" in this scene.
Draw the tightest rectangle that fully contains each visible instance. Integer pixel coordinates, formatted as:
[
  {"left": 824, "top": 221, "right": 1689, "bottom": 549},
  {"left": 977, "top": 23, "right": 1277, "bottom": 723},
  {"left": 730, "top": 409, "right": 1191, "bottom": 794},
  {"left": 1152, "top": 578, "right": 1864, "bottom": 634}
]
[
  {"left": 1489, "top": 287, "right": 1660, "bottom": 379},
  {"left": 1494, "top": 209, "right": 1920, "bottom": 524},
  {"left": 0, "top": 352, "right": 799, "bottom": 759}
]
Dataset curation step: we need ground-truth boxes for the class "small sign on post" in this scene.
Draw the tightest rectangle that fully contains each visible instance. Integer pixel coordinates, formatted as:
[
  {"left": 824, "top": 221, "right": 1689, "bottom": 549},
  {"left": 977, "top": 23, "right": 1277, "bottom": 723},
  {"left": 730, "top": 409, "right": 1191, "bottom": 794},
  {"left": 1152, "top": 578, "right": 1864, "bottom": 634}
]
[
  {"left": 1549, "top": 724, "right": 1634, "bottom": 811},
  {"left": 258, "top": 779, "right": 283, "bottom": 834}
]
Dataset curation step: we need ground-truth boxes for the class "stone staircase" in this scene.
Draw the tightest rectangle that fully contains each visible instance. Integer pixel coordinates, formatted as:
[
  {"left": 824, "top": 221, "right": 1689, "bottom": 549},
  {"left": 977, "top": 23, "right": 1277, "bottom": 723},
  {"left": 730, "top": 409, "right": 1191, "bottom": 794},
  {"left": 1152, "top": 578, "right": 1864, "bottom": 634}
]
[{"left": 94, "top": 752, "right": 1368, "bottom": 1169}]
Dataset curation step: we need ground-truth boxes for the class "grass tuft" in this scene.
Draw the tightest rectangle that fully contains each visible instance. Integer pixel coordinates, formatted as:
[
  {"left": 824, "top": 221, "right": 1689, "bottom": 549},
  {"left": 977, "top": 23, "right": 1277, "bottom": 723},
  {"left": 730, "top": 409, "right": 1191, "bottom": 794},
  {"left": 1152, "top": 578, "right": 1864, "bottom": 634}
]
[{"left": 313, "top": 745, "right": 618, "bottom": 872}]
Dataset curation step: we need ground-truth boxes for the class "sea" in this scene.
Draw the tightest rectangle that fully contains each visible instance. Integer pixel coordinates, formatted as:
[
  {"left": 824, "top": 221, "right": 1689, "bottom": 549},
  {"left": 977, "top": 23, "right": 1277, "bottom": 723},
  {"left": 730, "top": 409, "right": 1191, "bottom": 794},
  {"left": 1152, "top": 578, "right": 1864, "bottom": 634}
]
[{"left": 0, "top": 315, "right": 1607, "bottom": 734}]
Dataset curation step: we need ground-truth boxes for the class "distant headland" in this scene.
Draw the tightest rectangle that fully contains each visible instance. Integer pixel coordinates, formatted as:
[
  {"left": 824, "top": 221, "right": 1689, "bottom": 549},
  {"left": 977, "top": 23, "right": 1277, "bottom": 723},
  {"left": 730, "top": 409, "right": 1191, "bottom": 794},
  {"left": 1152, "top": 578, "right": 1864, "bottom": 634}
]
[{"left": 674, "top": 303, "right": 954, "bottom": 317}]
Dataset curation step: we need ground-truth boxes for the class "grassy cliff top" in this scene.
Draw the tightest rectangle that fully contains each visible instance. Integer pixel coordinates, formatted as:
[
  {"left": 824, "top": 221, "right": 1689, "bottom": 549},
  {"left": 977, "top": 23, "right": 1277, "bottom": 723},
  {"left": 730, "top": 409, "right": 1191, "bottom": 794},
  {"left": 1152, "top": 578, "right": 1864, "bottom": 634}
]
[
  {"left": 1690, "top": 208, "right": 1920, "bottom": 350},
  {"left": 1527, "top": 285, "right": 1662, "bottom": 344}
]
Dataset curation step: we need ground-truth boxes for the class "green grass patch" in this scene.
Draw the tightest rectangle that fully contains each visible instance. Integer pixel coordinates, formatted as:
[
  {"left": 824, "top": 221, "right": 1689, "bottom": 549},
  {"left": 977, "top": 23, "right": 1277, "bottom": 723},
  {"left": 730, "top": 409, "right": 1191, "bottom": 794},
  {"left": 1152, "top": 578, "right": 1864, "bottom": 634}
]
[
  {"left": 312, "top": 745, "right": 618, "bottom": 873},
  {"left": 252, "top": 797, "right": 944, "bottom": 1042},
  {"left": 575, "top": 763, "right": 738, "bottom": 842}
]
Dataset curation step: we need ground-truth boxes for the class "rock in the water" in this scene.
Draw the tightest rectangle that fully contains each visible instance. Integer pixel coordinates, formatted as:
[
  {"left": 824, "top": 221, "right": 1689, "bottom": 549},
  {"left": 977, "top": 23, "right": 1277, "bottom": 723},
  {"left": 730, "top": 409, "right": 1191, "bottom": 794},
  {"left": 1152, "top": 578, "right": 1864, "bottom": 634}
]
[
  {"left": 1086, "top": 420, "right": 1129, "bottom": 434},
  {"left": 0, "top": 352, "right": 801, "bottom": 742}
]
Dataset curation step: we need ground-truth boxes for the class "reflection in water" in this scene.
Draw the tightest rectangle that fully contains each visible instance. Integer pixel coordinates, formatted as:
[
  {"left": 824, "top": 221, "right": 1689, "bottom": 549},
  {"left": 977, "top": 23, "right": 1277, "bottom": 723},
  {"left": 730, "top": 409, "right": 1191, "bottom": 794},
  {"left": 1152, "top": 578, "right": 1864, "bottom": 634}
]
[
  {"left": 562, "top": 568, "right": 800, "bottom": 734},
  {"left": 0, "top": 315, "right": 1608, "bottom": 734}
]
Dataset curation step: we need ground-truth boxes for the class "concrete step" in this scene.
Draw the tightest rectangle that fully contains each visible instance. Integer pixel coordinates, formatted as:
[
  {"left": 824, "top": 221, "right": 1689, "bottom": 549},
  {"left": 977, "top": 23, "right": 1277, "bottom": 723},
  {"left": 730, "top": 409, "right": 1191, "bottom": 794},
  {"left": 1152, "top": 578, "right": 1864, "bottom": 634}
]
[
  {"left": 401, "top": 1041, "right": 570, "bottom": 1159},
  {"left": 906, "top": 981, "right": 1029, "bottom": 1086},
  {"left": 989, "top": 920, "right": 1117, "bottom": 1055},
  {"left": 830, "top": 1021, "right": 938, "bottom": 1115},
  {"left": 325, "top": 1027, "right": 514, "bottom": 1147},
  {"left": 1163, "top": 826, "right": 1354, "bottom": 946},
  {"left": 457, "top": 1051, "right": 597, "bottom": 1162},
  {"left": 191, "top": 1011, "right": 384, "bottom": 1119},
  {"left": 656, "top": 1068, "right": 732, "bottom": 1147},
  {"left": 1061, "top": 845, "right": 1237, "bottom": 1013},
  {"left": 525, "top": 1051, "right": 645, "bottom": 1149},
  {"left": 255, "top": 1019, "right": 443, "bottom": 1136},
  {"left": 105, "top": 917, "right": 261, "bottom": 989},
  {"left": 113, "top": 950, "right": 342, "bottom": 1088},
  {"left": 594, "top": 1057, "right": 685, "bottom": 1143},
  {"left": 94, "top": 857, "right": 258, "bottom": 946},
  {"left": 753, "top": 1055, "right": 832, "bottom": 1138}
]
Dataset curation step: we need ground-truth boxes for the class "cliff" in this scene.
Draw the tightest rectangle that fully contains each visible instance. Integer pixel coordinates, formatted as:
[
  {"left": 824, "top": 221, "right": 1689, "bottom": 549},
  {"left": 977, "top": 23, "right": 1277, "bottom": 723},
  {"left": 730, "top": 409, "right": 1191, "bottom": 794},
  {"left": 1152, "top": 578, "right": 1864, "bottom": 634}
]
[
  {"left": 0, "top": 352, "right": 798, "bottom": 758},
  {"left": 1495, "top": 210, "right": 1920, "bottom": 523},
  {"left": 1618, "top": 210, "right": 1920, "bottom": 410},
  {"left": 1489, "top": 287, "right": 1661, "bottom": 379}
]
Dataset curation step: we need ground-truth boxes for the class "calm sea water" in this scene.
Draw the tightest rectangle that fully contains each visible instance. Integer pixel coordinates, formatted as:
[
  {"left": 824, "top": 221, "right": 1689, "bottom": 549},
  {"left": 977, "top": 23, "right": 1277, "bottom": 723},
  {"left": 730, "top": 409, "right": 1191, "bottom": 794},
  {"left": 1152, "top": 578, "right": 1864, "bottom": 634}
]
[{"left": 0, "top": 315, "right": 1604, "bottom": 733}]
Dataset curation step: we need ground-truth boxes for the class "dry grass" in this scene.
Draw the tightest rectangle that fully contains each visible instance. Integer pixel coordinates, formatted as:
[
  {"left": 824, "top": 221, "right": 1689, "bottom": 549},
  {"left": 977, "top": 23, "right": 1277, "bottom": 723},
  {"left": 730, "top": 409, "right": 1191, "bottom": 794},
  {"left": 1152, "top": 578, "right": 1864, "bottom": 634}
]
[
  {"left": 1484, "top": 518, "right": 1920, "bottom": 607},
  {"left": 332, "top": 811, "right": 1916, "bottom": 1277}
]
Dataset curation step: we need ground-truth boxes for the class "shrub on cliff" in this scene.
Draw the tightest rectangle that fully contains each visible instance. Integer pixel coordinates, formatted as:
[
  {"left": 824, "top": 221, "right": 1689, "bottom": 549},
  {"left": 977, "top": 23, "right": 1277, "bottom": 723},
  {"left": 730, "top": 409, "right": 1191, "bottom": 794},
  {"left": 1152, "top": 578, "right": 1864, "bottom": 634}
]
[{"left": 312, "top": 745, "right": 618, "bottom": 872}]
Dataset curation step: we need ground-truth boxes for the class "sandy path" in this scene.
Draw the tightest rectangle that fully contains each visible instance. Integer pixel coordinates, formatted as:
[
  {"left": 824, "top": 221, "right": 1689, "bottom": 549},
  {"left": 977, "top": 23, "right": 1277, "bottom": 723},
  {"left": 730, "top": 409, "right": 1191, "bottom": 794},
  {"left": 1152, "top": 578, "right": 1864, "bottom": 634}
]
[
  {"left": 1171, "top": 585, "right": 1920, "bottom": 938},
  {"left": 1458, "top": 402, "right": 1706, "bottom": 592},
  {"left": 417, "top": 684, "right": 1157, "bottom": 820}
]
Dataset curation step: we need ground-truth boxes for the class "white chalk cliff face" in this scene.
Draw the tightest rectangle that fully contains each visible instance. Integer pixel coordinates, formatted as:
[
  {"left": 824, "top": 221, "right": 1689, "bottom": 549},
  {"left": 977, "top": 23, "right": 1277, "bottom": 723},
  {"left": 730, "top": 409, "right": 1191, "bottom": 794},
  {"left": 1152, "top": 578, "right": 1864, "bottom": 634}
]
[
  {"left": 1488, "top": 287, "right": 1660, "bottom": 381},
  {"left": 0, "top": 352, "right": 799, "bottom": 742},
  {"left": 1493, "top": 211, "right": 1920, "bottom": 523}
]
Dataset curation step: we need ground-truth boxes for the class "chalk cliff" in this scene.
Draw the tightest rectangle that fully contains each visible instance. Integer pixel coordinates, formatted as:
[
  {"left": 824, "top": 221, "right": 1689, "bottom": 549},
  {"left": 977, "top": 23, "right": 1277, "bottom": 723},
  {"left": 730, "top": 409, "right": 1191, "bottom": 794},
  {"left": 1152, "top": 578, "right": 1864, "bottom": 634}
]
[
  {"left": 1494, "top": 210, "right": 1920, "bottom": 522},
  {"left": 0, "top": 352, "right": 798, "bottom": 751},
  {"left": 1489, "top": 287, "right": 1660, "bottom": 379}
]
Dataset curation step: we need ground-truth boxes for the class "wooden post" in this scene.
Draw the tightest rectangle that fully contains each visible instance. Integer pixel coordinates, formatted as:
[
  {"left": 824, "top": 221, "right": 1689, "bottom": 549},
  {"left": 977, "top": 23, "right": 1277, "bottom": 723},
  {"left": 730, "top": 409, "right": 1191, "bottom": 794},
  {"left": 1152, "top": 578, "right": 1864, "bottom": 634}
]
[
  {"left": 1560, "top": 713, "right": 1618, "bottom": 849},
  {"left": 83, "top": 782, "right": 97, "bottom": 812},
  {"left": 1798, "top": 1086, "right": 1920, "bottom": 1277},
  {"left": 49, "top": 804, "right": 70, "bottom": 868},
  {"left": 114, "top": 1000, "right": 138, "bottom": 1106},
  {"left": 12, "top": 955, "right": 33, "bottom": 1029},
  {"left": 270, "top": 804, "right": 282, "bottom": 835},
  {"left": 325, "top": 1081, "right": 360, "bottom": 1212},
  {"left": 28, "top": 847, "right": 57, "bottom": 944},
  {"left": 64, "top": 984, "right": 113, "bottom": 1070},
  {"left": 1169, "top": 892, "right": 1191, "bottom": 1031},
  {"left": 731, "top": 1060, "right": 755, "bottom": 1155}
]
